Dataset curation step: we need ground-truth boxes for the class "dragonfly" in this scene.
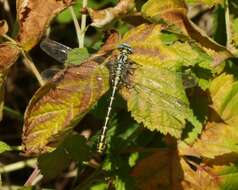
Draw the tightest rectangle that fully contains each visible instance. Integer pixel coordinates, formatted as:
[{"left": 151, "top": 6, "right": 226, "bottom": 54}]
[{"left": 40, "top": 38, "right": 197, "bottom": 154}]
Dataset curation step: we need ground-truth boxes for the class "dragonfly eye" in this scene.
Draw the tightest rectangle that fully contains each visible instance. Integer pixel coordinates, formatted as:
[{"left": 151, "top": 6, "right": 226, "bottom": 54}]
[{"left": 118, "top": 43, "right": 133, "bottom": 54}]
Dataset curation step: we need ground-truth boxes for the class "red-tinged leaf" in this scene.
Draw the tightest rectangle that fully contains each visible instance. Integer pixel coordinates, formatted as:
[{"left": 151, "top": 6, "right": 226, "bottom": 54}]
[
  {"left": 22, "top": 60, "right": 109, "bottom": 155},
  {"left": 16, "top": 0, "right": 73, "bottom": 51},
  {"left": 0, "top": 43, "right": 20, "bottom": 120},
  {"left": 179, "top": 122, "right": 238, "bottom": 159},
  {"left": 88, "top": 0, "right": 136, "bottom": 28},
  {"left": 181, "top": 158, "right": 221, "bottom": 190},
  {"left": 0, "top": 43, "right": 20, "bottom": 71},
  {"left": 0, "top": 20, "right": 8, "bottom": 36},
  {"left": 131, "top": 149, "right": 184, "bottom": 190},
  {"left": 141, "top": 0, "right": 233, "bottom": 66},
  {"left": 118, "top": 24, "right": 209, "bottom": 139}
]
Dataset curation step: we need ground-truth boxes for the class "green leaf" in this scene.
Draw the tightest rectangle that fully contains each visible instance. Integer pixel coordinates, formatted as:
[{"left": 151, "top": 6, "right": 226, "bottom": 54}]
[
  {"left": 17, "top": 186, "right": 37, "bottom": 190},
  {"left": 141, "top": 0, "right": 188, "bottom": 25},
  {"left": 185, "top": 0, "right": 224, "bottom": 5},
  {"left": 181, "top": 159, "right": 238, "bottom": 190},
  {"left": 61, "top": 135, "right": 90, "bottom": 162},
  {"left": 89, "top": 183, "right": 108, "bottom": 190},
  {"left": 182, "top": 122, "right": 238, "bottom": 158},
  {"left": 113, "top": 176, "right": 126, "bottom": 190},
  {"left": 213, "top": 5, "right": 227, "bottom": 46},
  {"left": 65, "top": 48, "right": 90, "bottom": 66},
  {"left": 119, "top": 24, "right": 211, "bottom": 138},
  {"left": 56, "top": 2, "right": 82, "bottom": 24},
  {"left": 215, "top": 163, "right": 238, "bottom": 190},
  {"left": 38, "top": 146, "right": 71, "bottom": 179},
  {"left": 22, "top": 61, "right": 109, "bottom": 155},
  {"left": 0, "top": 141, "right": 11, "bottom": 154},
  {"left": 141, "top": 0, "right": 232, "bottom": 66},
  {"left": 210, "top": 73, "right": 238, "bottom": 126},
  {"left": 38, "top": 135, "right": 89, "bottom": 179}
]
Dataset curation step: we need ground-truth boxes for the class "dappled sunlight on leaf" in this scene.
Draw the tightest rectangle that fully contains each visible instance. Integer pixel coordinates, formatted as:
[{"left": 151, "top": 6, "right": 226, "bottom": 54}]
[
  {"left": 119, "top": 24, "right": 210, "bottom": 139},
  {"left": 141, "top": 0, "right": 233, "bottom": 66},
  {"left": 180, "top": 122, "right": 238, "bottom": 159},
  {"left": 210, "top": 73, "right": 238, "bottom": 127},
  {"left": 22, "top": 60, "right": 110, "bottom": 155}
]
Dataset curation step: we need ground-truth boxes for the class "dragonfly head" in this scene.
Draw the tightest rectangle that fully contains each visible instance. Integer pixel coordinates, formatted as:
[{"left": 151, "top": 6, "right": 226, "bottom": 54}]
[{"left": 118, "top": 43, "right": 133, "bottom": 54}]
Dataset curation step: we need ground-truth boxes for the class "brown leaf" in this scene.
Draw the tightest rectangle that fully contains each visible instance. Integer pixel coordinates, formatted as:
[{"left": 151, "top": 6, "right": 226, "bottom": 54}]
[
  {"left": 0, "top": 43, "right": 20, "bottom": 71},
  {"left": 141, "top": 0, "right": 233, "bottom": 66},
  {"left": 0, "top": 43, "right": 20, "bottom": 120},
  {"left": 16, "top": 0, "right": 73, "bottom": 51},
  {"left": 0, "top": 20, "right": 9, "bottom": 36},
  {"left": 88, "top": 0, "right": 136, "bottom": 28},
  {"left": 181, "top": 159, "right": 220, "bottom": 190},
  {"left": 179, "top": 122, "right": 238, "bottom": 159},
  {"left": 131, "top": 149, "right": 184, "bottom": 190},
  {"left": 22, "top": 60, "right": 109, "bottom": 156}
]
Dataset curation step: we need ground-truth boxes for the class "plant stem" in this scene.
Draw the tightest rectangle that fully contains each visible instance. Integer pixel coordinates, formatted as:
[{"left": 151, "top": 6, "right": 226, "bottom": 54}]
[
  {"left": 80, "top": 0, "right": 88, "bottom": 48},
  {"left": 21, "top": 50, "right": 45, "bottom": 86},
  {"left": 0, "top": 158, "right": 37, "bottom": 173},
  {"left": 225, "top": 0, "right": 231, "bottom": 48},
  {"left": 3, "top": 106, "right": 23, "bottom": 121},
  {"left": 69, "top": 6, "right": 81, "bottom": 47},
  {"left": 2, "top": 34, "right": 45, "bottom": 86},
  {"left": 24, "top": 166, "right": 43, "bottom": 186}
]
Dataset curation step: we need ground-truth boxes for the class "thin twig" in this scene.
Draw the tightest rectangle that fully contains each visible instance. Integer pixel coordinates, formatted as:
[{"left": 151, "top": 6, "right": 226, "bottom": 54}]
[
  {"left": 225, "top": 0, "right": 231, "bottom": 48},
  {"left": 2, "top": 34, "right": 45, "bottom": 86},
  {"left": 21, "top": 51, "right": 45, "bottom": 86},
  {"left": 80, "top": 0, "right": 88, "bottom": 48},
  {"left": 69, "top": 6, "right": 81, "bottom": 47},
  {"left": 0, "top": 159, "right": 37, "bottom": 174},
  {"left": 24, "top": 166, "right": 43, "bottom": 186},
  {"left": 3, "top": 106, "right": 24, "bottom": 121}
]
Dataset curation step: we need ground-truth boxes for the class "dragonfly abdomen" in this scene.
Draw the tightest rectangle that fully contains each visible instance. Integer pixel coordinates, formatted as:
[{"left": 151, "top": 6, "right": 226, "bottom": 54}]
[{"left": 97, "top": 43, "right": 133, "bottom": 154}]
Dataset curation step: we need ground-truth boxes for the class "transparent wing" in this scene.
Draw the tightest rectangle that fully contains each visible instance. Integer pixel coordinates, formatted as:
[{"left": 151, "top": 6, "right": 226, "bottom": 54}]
[
  {"left": 40, "top": 38, "right": 72, "bottom": 63},
  {"left": 41, "top": 67, "right": 62, "bottom": 81},
  {"left": 180, "top": 71, "right": 197, "bottom": 89}
]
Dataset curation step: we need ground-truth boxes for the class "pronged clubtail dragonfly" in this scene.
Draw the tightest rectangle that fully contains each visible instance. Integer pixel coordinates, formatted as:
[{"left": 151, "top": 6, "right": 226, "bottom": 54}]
[{"left": 40, "top": 37, "right": 197, "bottom": 154}]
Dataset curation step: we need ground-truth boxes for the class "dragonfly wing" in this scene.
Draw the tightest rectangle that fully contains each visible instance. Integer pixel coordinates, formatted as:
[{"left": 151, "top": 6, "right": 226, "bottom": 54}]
[
  {"left": 120, "top": 64, "right": 194, "bottom": 138},
  {"left": 41, "top": 67, "right": 62, "bottom": 81},
  {"left": 40, "top": 38, "right": 72, "bottom": 63}
]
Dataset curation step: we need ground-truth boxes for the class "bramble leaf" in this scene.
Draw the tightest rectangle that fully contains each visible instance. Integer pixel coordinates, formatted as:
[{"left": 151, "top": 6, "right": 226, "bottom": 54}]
[
  {"left": 38, "top": 135, "right": 90, "bottom": 179},
  {"left": 185, "top": 0, "right": 224, "bottom": 6},
  {"left": 65, "top": 48, "right": 90, "bottom": 66},
  {"left": 0, "top": 43, "right": 20, "bottom": 120},
  {"left": 119, "top": 24, "right": 211, "bottom": 138},
  {"left": 210, "top": 73, "right": 238, "bottom": 126},
  {"left": 181, "top": 159, "right": 238, "bottom": 190},
  {"left": 141, "top": 0, "right": 233, "bottom": 66},
  {"left": 22, "top": 61, "right": 109, "bottom": 155},
  {"left": 16, "top": 0, "right": 73, "bottom": 50},
  {"left": 131, "top": 150, "right": 183, "bottom": 189},
  {"left": 181, "top": 122, "right": 238, "bottom": 159}
]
